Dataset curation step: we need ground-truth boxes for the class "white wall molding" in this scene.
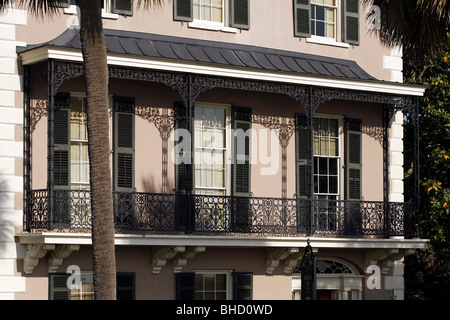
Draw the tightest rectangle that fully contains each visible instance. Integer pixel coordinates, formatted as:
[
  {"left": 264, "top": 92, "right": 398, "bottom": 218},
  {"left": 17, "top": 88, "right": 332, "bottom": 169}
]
[{"left": 0, "top": 8, "right": 27, "bottom": 299}]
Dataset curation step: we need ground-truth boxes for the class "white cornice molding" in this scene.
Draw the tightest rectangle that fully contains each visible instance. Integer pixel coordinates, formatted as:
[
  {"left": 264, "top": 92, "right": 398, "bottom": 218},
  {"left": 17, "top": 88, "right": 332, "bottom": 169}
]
[
  {"left": 18, "top": 46, "right": 426, "bottom": 97},
  {"left": 16, "top": 232, "right": 429, "bottom": 250}
]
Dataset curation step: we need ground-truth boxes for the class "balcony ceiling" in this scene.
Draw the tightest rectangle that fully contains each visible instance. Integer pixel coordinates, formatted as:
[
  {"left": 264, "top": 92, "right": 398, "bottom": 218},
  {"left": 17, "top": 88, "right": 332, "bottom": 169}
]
[{"left": 18, "top": 26, "right": 376, "bottom": 81}]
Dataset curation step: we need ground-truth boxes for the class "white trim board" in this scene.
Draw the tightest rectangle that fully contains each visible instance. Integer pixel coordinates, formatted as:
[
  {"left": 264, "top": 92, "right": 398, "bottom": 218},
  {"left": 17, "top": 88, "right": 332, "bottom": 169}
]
[{"left": 16, "top": 232, "right": 429, "bottom": 250}]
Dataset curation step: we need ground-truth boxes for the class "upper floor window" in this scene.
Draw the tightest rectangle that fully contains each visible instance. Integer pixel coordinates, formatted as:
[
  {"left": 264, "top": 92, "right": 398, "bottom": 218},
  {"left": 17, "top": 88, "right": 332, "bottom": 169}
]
[
  {"left": 294, "top": 0, "right": 359, "bottom": 46},
  {"left": 174, "top": 0, "right": 250, "bottom": 31},
  {"left": 193, "top": 0, "right": 225, "bottom": 25},
  {"left": 311, "top": 0, "right": 338, "bottom": 39},
  {"left": 57, "top": 0, "right": 133, "bottom": 18}
]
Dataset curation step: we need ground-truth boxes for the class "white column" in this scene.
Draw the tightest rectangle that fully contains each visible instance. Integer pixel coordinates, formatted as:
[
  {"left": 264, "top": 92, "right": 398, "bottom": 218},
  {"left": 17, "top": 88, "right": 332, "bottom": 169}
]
[{"left": 0, "top": 7, "right": 27, "bottom": 300}]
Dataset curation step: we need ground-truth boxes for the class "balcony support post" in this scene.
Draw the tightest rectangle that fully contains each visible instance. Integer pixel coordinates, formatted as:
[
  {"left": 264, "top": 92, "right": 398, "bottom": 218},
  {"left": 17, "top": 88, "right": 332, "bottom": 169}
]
[
  {"left": 23, "top": 65, "right": 31, "bottom": 232},
  {"left": 47, "top": 59, "right": 55, "bottom": 231}
]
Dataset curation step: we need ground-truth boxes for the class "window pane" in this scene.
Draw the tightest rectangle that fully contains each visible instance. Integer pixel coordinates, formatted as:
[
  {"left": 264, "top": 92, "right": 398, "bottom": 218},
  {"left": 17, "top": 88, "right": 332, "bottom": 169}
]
[
  {"left": 319, "top": 176, "right": 328, "bottom": 193},
  {"left": 216, "top": 292, "right": 227, "bottom": 300},
  {"left": 195, "top": 274, "right": 203, "bottom": 291},
  {"left": 319, "top": 157, "right": 328, "bottom": 174},
  {"left": 316, "top": 21, "right": 325, "bottom": 37},
  {"left": 216, "top": 274, "right": 226, "bottom": 290},
  {"left": 329, "top": 176, "right": 338, "bottom": 194},
  {"left": 329, "top": 158, "right": 338, "bottom": 175},
  {"left": 204, "top": 274, "right": 215, "bottom": 291},
  {"left": 316, "top": 6, "right": 325, "bottom": 20}
]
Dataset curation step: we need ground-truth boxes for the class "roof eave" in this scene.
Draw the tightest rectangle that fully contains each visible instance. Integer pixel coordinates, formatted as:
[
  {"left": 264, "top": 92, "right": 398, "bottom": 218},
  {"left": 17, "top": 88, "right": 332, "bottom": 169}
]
[{"left": 19, "top": 46, "right": 427, "bottom": 97}]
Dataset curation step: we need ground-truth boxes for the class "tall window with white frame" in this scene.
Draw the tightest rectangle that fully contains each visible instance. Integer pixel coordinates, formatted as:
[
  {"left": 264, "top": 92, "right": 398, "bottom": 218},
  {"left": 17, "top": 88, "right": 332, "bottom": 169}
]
[
  {"left": 311, "top": 0, "right": 338, "bottom": 39},
  {"left": 70, "top": 96, "right": 90, "bottom": 191},
  {"left": 313, "top": 117, "right": 340, "bottom": 201},
  {"left": 193, "top": 105, "right": 227, "bottom": 196}
]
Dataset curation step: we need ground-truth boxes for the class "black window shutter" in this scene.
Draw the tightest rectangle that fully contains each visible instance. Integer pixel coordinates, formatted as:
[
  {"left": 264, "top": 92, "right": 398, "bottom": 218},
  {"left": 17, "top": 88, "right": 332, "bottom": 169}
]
[
  {"left": 116, "top": 272, "right": 135, "bottom": 300},
  {"left": 49, "top": 274, "right": 70, "bottom": 300},
  {"left": 114, "top": 96, "right": 135, "bottom": 192},
  {"left": 174, "top": 0, "right": 193, "bottom": 22},
  {"left": 295, "top": 114, "right": 309, "bottom": 199},
  {"left": 233, "top": 272, "right": 253, "bottom": 300},
  {"left": 54, "top": 92, "right": 71, "bottom": 188},
  {"left": 231, "top": 0, "right": 250, "bottom": 29},
  {"left": 112, "top": 0, "right": 133, "bottom": 16},
  {"left": 174, "top": 101, "right": 189, "bottom": 194},
  {"left": 176, "top": 272, "right": 195, "bottom": 300},
  {"left": 344, "top": 0, "right": 360, "bottom": 45},
  {"left": 233, "top": 106, "right": 252, "bottom": 197},
  {"left": 294, "top": 0, "right": 311, "bottom": 37},
  {"left": 346, "top": 118, "right": 362, "bottom": 200}
]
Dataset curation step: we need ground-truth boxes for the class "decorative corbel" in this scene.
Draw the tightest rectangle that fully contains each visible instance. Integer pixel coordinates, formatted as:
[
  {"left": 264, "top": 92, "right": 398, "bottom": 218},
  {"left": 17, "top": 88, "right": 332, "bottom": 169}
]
[
  {"left": 265, "top": 248, "right": 299, "bottom": 275},
  {"left": 151, "top": 246, "right": 185, "bottom": 275},
  {"left": 365, "top": 249, "right": 416, "bottom": 275},
  {"left": 23, "top": 244, "right": 55, "bottom": 274},
  {"left": 364, "top": 249, "right": 391, "bottom": 271},
  {"left": 380, "top": 249, "right": 416, "bottom": 274},
  {"left": 48, "top": 244, "right": 80, "bottom": 273},
  {"left": 172, "top": 246, "right": 206, "bottom": 273},
  {"left": 283, "top": 249, "right": 305, "bottom": 274}
]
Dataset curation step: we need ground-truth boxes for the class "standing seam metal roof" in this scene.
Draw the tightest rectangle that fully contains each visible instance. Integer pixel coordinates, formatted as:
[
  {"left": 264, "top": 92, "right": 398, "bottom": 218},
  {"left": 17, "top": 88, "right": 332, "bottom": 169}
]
[{"left": 20, "top": 27, "right": 377, "bottom": 81}]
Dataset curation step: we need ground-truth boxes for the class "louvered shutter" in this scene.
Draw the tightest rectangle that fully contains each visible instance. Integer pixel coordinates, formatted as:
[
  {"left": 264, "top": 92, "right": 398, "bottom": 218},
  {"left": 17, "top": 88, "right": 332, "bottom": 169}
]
[
  {"left": 50, "top": 274, "right": 70, "bottom": 300},
  {"left": 231, "top": 0, "right": 250, "bottom": 29},
  {"left": 174, "top": 101, "right": 188, "bottom": 194},
  {"left": 233, "top": 107, "right": 252, "bottom": 197},
  {"left": 112, "top": 0, "right": 133, "bottom": 16},
  {"left": 295, "top": 114, "right": 309, "bottom": 199},
  {"left": 54, "top": 93, "right": 71, "bottom": 189},
  {"left": 116, "top": 272, "right": 135, "bottom": 300},
  {"left": 346, "top": 118, "right": 362, "bottom": 200},
  {"left": 52, "top": 0, "right": 71, "bottom": 8},
  {"left": 174, "top": 0, "right": 193, "bottom": 22},
  {"left": 294, "top": 0, "right": 311, "bottom": 37},
  {"left": 233, "top": 272, "right": 253, "bottom": 300},
  {"left": 344, "top": 0, "right": 360, "bottom": 45},
  {"left": 176, "top": 272, "right": 195, "bottom": 300},
  {"left": 114, "top": 97, "right": 135, "bottom": 193}
]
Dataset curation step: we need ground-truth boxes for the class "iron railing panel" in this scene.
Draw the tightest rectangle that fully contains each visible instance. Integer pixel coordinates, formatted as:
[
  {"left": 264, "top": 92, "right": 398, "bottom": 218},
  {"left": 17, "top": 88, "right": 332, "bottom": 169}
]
[{"left": 27, "top": 189, "right": 418, "bottom": 237}]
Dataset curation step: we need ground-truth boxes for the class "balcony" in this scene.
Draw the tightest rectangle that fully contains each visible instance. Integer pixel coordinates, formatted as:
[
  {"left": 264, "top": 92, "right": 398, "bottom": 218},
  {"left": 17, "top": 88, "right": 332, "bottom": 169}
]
[{"left": 26, "top": 189, "right": 418, "bottom": 238}]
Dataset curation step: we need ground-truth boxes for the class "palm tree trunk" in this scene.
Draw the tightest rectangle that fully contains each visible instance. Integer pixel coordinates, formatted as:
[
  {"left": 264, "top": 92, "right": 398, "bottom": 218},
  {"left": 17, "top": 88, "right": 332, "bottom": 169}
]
[{"left": 77, "top": 0, "right": 116, "bottom": 300}]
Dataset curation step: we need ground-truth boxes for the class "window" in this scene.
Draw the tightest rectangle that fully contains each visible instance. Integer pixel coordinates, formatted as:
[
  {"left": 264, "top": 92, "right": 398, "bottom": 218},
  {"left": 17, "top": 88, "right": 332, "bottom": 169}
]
[
  {"left": 174, "top": 0, "right": 249, "bottom": 31},
  {"left": 294, "top": 0, "right": 359, "bottom": 45},
  {"left": 176, "top": 271, "right": 252, "bottom": 300},
  {"left": 50, "top": 272, "right": 135, "bottom": 300},
  {"left": 311, "top": 0, "right": 337, "bottom": 39},
  {"left": 193, "top": 0, "right": 224, "bottom": 24},
  {"left": 70, "top": 96, "right": 90, "bottom": 190},
  {"left": 194, "top": 105, "right": 228, "bottom": 196},
  {"left": 195, "top": 272, "right": 229, "bottom": 300},
  {"left": 313, "top": 118, "right": 339, "bottom": 200},
  {"left": 295, "top": 115, "right": 343, "bottom": 200},
  {"left": 59, "top": 0, "right": 133, "bottom": 18},
  {"left": 50, "top": 272, "right": 93, "bottom": 300}
]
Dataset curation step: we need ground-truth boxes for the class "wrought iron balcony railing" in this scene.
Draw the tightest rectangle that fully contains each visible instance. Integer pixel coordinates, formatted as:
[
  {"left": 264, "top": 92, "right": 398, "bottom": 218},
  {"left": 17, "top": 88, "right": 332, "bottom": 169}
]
[{"left": 26, "top": 189, "right": 419, "bottom": 238}]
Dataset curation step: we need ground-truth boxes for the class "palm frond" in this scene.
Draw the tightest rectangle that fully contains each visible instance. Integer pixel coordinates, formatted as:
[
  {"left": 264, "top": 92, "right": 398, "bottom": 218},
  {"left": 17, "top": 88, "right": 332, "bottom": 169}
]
[
  {"left": 0, "top": 0, "right": 62, "bottom": 16},
  {"left": 362, "top": 0, "right": 448, "bottom": 54}
]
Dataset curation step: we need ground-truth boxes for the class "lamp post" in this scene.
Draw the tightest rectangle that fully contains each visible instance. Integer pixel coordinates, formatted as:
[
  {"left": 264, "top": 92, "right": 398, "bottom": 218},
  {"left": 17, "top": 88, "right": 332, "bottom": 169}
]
[{"left": 301, "top": 239, "right": 317, "bottom": 300}]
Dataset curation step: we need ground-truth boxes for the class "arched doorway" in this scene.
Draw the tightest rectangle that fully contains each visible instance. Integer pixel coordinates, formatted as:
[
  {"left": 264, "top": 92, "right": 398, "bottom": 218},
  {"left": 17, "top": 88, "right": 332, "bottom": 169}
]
[{"left": 292, "top": 258, "right": 364, "bottom": 300}]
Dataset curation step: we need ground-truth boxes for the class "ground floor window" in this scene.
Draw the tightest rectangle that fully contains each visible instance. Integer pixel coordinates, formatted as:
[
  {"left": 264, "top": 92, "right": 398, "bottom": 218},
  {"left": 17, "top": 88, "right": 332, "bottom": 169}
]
[
  {"left": 195, "top": 271, "right": 230, "bottom": 300},
  {"left": 176, "top": 271, "right": 252, "bottom": 300},
  {"left": 49, "top": 272, "right": 135, "bottom": 300}
]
